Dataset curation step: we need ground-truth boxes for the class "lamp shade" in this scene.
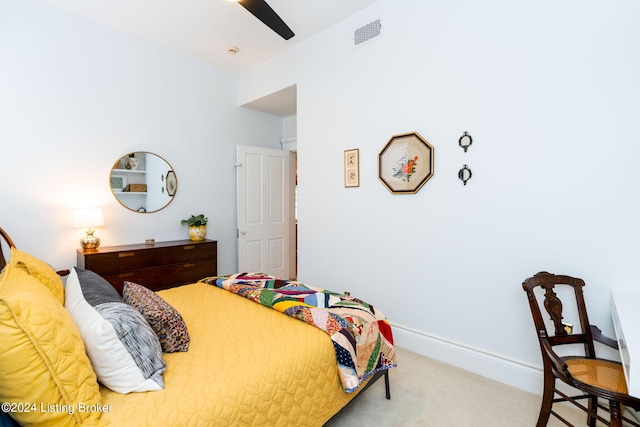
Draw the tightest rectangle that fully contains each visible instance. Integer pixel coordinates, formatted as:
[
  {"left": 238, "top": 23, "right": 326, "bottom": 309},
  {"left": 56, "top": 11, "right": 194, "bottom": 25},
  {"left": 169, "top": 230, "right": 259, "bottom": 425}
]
[{"left": 73, "top": 208, "right": 105, "bottom": 229}]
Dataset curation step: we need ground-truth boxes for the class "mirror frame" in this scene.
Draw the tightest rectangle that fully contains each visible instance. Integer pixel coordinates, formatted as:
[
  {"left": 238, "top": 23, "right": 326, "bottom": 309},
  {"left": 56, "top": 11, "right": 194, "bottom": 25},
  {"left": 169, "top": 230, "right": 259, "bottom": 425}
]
[{"left": 110, "top": 152, "right": 177, "bottom": 213}]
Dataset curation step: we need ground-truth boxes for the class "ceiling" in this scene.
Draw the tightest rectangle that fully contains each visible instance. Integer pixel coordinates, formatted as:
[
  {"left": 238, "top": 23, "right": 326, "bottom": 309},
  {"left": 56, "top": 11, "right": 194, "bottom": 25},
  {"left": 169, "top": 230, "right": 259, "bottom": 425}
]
[
  {"left": 39, "top": 0, "right": 378, "bottom": 116},
  {"left": 39, "top": 0, "right": 378, "bottom": 75}
]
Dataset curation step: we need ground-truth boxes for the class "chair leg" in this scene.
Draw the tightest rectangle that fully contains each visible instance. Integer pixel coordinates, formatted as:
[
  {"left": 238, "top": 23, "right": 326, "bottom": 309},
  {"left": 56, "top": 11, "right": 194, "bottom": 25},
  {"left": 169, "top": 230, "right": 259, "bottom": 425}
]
[
  {"left": 587, "top": 395, "right": 598, "bottom": 427},
  {"left": 536, "top": 370, "right": 555, "bottom": 427},
  {"left": 610, "top": 401, "right": 623, "bottom": 427}
]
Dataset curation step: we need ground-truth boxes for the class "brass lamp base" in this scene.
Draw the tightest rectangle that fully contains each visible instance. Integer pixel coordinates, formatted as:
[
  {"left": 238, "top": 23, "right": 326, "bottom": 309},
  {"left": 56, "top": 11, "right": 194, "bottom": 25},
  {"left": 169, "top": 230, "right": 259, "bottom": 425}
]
[{"left": 81, "top": 230, "right": 101, "bottom": 250}]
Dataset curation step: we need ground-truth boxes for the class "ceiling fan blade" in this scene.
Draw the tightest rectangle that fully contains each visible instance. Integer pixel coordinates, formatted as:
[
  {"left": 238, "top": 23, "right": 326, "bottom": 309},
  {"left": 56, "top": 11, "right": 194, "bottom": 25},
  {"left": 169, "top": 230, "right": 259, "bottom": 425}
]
[{"left": 238, "top": 0, "right": 295, "bottom": 40}]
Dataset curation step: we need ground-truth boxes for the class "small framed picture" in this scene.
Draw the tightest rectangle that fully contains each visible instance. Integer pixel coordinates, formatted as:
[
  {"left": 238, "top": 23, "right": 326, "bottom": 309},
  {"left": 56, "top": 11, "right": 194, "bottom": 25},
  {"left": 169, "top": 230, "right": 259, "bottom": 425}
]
[
  {"left": 344, "top": 149, "right": 360, "bottom": 188},
  {"left": 110, "top": 175, "right": 127, "bottom": 193}
]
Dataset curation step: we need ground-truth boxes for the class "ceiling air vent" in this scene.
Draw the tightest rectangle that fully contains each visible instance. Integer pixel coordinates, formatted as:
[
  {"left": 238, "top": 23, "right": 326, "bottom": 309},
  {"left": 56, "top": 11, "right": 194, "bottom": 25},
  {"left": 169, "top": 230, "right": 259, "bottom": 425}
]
[{"left": 354, "top": 19, "right": 381, "bottom": 47}]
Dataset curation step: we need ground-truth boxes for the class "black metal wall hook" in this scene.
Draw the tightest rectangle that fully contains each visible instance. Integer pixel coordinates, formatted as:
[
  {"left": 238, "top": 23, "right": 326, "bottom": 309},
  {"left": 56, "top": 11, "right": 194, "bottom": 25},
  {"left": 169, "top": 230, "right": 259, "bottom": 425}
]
[
  {"left": 458, "top": 165, "right": 472, "bottom": 185},
  {"left": 459, "top": 132, "right": 473, "bottom": 152}
]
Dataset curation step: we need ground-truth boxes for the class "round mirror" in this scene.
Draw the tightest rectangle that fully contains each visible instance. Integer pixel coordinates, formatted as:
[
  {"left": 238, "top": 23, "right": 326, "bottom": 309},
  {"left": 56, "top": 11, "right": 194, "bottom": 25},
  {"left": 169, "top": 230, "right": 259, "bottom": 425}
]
[{"left": 110, "top": 152, "right": 177, "bottom": 213}]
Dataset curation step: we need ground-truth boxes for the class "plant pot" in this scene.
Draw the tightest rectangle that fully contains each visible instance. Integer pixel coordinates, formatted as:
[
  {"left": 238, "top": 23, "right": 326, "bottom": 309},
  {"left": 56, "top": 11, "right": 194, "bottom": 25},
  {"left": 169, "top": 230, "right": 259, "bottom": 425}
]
[{"left": 188, "top": 225, "right": 206, "bottom": 241}]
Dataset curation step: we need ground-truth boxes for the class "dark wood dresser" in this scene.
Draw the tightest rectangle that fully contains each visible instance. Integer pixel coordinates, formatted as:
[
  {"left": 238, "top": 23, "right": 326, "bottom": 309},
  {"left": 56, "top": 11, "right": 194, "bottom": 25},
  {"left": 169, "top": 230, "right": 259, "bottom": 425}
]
[{"left": 76, "top": 239, "right": 217, "bottom": 293}]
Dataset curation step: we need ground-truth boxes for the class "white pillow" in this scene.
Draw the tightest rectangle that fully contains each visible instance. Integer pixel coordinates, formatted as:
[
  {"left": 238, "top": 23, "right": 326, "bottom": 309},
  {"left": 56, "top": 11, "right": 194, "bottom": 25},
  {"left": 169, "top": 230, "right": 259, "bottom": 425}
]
[{"left": 64, "top": 268, "right": 166, "bottom": 394}]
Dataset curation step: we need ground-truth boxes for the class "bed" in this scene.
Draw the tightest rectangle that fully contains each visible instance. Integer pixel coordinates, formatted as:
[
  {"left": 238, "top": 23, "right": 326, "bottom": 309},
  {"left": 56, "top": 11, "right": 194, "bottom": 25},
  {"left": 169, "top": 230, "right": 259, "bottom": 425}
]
[{"left": 0, "top": 227, "right": 396, "bottom": 427}]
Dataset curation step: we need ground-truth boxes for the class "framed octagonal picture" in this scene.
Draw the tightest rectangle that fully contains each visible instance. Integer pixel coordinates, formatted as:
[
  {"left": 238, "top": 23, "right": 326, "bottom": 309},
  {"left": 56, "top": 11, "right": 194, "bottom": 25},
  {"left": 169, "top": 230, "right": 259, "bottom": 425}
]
[
  {"left": 165, "top": 170, "right": 177, "bottom": 196},
  {"left": 378, "top": 132, "right": 434, "bottom": 194}
]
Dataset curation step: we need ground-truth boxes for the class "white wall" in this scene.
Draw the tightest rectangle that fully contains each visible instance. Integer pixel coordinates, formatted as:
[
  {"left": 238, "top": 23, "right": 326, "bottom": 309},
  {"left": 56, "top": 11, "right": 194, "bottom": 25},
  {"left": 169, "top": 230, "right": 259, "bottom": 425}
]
[
  {"left": 282, "top": 115, "right": 297, "bottom": 141},
  {"left": 240, "top": 0, "right": 640, "bottom": 392},
  {"left": 0, "top": 0, "right": 283, "bottom": 275}
]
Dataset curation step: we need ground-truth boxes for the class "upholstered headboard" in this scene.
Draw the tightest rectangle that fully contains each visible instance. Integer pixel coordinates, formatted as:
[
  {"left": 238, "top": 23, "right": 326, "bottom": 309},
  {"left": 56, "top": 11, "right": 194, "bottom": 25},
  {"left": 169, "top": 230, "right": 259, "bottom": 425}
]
[{"left": 0, "top": 227, "right": 16, "bottom": 272}]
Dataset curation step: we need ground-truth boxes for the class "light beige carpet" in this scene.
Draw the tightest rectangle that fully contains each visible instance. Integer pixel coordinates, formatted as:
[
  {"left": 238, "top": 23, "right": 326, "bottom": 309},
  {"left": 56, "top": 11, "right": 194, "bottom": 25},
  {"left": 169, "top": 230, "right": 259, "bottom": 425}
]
[{"left": 325, "top": 347, "right": 599, "bottom": 427}]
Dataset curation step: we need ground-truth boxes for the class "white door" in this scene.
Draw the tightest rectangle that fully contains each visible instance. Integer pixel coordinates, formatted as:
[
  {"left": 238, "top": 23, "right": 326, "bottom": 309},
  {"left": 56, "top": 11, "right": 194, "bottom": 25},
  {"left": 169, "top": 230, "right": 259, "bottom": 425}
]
[{"left": 236, "top": 145, "right": 290, "bottom": 278}]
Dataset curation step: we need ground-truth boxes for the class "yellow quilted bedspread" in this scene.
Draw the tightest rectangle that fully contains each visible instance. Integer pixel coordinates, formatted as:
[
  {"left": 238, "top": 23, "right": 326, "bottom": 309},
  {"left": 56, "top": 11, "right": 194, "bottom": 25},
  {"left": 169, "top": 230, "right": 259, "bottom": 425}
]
[{"left": 98, "top": 282, "right": 362, "bottom": 426}]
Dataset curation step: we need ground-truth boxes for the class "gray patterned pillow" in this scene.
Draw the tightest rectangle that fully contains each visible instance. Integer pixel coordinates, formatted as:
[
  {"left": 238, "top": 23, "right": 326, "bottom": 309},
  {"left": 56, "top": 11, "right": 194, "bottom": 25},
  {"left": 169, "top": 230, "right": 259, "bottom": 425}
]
[
  {"left": 64, "top": 268, "right": 166, "bottom": 394},
  {"left": 123, "top": 282, "right": 190, "bottom": 353}
]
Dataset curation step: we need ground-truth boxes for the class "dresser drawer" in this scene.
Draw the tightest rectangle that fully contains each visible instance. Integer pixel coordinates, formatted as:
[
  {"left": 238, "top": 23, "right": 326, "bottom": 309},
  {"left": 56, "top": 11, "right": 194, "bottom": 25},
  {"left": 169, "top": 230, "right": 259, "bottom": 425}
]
[
  {"left": 81, "top": 250, "right": 159, "bottom": 275},
  {"left": 159, "top": 242, "right": 216, "bottom": 264},
  {"left": 160, "top": 259, "right": 217, "bottom": 289}
]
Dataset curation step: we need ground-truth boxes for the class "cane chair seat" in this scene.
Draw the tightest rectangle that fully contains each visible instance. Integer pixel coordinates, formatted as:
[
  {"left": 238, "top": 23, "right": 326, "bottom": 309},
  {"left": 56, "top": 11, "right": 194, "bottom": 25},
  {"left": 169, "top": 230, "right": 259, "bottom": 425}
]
[{"left": 565, "top": 358, "right": 628, "bottom": 395}]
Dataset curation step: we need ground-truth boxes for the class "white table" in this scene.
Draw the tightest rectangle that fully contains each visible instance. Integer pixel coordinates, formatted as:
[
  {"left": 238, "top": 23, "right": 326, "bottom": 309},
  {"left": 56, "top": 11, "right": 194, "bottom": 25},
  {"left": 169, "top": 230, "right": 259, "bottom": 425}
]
[{"left": 611, "top": 291, "right": 640, "bottom": 398}]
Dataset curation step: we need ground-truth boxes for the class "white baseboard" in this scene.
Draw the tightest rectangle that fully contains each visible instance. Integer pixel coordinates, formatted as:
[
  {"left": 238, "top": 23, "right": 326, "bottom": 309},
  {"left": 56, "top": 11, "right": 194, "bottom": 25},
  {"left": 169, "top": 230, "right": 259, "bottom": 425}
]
[
  {"left": 392, "top": 324, "right": 640, "bottom": 423},
  {"left": 391, "top": 322, "right": 544, "bottom": 395}
]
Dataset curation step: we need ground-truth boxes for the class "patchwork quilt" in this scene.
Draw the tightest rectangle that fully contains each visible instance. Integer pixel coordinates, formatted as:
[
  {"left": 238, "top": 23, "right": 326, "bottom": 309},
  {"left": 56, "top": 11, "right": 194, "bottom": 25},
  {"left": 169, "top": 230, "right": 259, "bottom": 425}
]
[{"left": 200, "top": 273, "right": 397, "bottom": 393}]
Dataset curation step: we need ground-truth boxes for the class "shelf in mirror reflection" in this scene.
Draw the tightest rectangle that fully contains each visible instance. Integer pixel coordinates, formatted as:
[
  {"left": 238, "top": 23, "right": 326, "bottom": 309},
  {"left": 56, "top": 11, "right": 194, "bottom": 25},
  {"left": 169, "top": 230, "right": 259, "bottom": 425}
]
[{"left": 112, "top": 168, "right": 146, "bottom": 174}]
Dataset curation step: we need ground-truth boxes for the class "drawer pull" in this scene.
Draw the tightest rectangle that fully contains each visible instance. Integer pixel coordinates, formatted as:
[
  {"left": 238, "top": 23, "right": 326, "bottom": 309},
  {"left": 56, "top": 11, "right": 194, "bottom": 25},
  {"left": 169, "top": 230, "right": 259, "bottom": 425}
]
[
  {"left": 119, "top": 252, "right": 136, "bottom": 257},
  {"left": 183, "top": 263, "right": 195, "bottom": 268},
  {"left": 183, "top": 245, "right": 195, "bottom": 250}
]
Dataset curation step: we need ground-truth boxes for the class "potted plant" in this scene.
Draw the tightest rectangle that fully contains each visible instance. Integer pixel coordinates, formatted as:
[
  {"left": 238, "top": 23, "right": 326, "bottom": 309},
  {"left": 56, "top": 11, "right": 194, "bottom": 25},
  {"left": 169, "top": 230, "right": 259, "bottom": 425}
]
[{"left": 181, "top": 214, "right": 208, "bottom": 241}]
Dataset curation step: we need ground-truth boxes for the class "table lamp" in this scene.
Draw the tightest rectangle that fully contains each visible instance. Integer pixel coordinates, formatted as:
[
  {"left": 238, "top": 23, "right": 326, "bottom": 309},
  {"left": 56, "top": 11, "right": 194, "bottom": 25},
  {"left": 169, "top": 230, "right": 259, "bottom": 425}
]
[{"left": 73, "top": 208, "right": 105, "bottom": 250}]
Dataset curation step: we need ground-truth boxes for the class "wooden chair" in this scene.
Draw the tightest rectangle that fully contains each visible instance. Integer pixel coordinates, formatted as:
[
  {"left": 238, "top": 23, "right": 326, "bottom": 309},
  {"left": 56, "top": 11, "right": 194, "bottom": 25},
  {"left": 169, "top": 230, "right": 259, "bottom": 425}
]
[
  {"left": 0, "top": 226, "right": 17, "bottom": 271},
  {"left": 522, "top": 271, "right": 640, "bottom": 427}
]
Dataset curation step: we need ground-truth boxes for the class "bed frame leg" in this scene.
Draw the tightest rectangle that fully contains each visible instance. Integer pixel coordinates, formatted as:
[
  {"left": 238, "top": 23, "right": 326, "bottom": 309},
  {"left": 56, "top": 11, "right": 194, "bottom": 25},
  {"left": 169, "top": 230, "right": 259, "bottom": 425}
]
[{"left": 384, "top": 370, "right": 390, "bottom": 399}]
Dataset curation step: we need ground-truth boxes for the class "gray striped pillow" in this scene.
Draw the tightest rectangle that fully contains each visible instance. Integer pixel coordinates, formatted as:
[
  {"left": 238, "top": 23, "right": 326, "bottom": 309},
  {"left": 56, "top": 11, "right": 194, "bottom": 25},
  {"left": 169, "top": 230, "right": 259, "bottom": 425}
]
[{"left": 64, "top": 268, "right": 166, "bottom": 394}]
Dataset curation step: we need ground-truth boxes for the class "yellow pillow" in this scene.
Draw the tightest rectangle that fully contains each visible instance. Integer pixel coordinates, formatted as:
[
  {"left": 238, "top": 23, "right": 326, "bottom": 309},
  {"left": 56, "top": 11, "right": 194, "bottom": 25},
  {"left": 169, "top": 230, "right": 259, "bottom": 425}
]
[
  {"left": 0, "top": 263, "right": 101, "bottom": 426},
  {"left": 8, "top": 247, "right": 64, "bottom": 304}
]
